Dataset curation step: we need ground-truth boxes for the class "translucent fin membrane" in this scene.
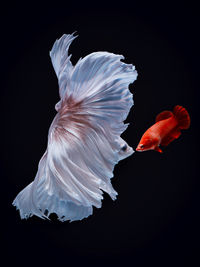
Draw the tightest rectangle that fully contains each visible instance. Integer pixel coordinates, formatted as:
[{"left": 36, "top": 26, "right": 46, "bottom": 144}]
[{"left": 13, "top": 33, "right": 138, "bottom": 222}]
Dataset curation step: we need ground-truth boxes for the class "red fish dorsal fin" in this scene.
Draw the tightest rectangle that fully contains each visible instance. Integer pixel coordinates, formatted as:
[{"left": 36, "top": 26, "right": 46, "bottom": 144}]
[
  {"left": 155, "top": 111, "right": 173, "bottom": 123},
  {"left": 173, "top": 105, "right": 190, "bottom": 129},
  {"left": 161, "top": 128, "right": 181, "bottom": 146}
]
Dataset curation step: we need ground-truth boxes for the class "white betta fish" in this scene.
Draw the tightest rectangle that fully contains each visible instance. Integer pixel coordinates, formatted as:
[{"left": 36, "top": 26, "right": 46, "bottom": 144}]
[{"left": 13, "top": 33, "right": 138, "bottom": 222}]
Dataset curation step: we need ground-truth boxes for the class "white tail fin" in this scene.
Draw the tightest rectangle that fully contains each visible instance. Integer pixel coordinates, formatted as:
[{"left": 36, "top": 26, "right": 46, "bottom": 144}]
[{"left": 13, "top": 33, "right": 137, "bottom": 222}]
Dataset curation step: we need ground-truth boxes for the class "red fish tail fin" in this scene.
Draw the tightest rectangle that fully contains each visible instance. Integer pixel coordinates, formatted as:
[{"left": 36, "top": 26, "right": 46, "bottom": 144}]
[{"left": 173, "top": 105, "right": 191, "bottom": 129}]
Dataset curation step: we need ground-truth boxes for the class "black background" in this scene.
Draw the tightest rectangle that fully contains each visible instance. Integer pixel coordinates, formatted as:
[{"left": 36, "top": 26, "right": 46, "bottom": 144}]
[{"left": 1, "top": 2, "right": 199, "bottom": 267}]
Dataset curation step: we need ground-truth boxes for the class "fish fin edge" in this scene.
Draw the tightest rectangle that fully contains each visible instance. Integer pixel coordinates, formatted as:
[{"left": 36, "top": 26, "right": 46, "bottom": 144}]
[
  {"left": 154, "top": 146, "right": 163, "bottom": 153},
  {"left": 161, "top": 128, "right": 181, "bottom": 146},
  {"left": 155, "top": 111, "right": 173, "bottom": 123},
  {"left": 173, "top": 105, "right": 190, "bottom": 129}
]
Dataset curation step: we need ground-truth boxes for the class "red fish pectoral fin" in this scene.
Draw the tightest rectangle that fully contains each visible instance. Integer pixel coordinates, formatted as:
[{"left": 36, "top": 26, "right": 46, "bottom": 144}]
[
  {"left": 155, "top": 146, "right": 163, "bottom": 153},
  {"left": 161, "top": 129, "right": 181, "bottom": 146},
  {"left": 155, "top": 111, "right": 173, "bottom": 123}
]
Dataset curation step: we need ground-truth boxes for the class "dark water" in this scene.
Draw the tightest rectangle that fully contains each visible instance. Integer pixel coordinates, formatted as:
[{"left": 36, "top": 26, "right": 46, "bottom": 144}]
[{"left": 1, "top": 2, "right": 199, "bottom": 267}]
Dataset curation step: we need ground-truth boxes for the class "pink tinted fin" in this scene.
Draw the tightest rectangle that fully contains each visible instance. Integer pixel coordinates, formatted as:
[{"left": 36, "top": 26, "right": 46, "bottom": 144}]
[
  {"left": 155, "top": 111, "right": 173, "bottom": 123},
  {"left": 173, "top": 105, "right": 190, "bottom": 129},
  {"left": 155, "top": 146, "right": 163, "bottom": 153},
  {"left": 161, "top": 128, "right": 181, "bottom": 146}
]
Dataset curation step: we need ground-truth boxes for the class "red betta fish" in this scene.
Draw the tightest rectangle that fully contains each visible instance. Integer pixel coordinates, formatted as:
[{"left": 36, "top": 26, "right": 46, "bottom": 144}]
[{"left": 136, "top": 105, "right": 190, "bottom": 153}]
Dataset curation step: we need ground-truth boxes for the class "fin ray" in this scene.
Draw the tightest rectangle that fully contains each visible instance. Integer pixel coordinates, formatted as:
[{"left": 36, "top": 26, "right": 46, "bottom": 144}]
[{"left": 173, "top": 105, "right": 190, "bottom": 129}]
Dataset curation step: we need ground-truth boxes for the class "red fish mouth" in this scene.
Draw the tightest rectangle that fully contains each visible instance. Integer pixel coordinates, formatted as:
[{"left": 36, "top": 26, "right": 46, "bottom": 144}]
[{"left": 136, "top": 144, "right": 144, "bottom": 151}]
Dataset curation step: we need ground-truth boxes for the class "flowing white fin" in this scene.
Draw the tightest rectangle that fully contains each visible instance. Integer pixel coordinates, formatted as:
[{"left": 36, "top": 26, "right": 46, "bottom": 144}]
[
  {"left": 13, "top": 33, "right": 138, "bottom": 222},
  {"left": 49, "top": 33, "right": 77, "bottom": 99}
]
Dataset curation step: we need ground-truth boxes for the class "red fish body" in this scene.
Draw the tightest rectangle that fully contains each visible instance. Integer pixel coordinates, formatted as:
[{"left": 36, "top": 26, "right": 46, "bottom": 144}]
[{"left": 136, "top": 105, "right": 190, "bottom": 153}]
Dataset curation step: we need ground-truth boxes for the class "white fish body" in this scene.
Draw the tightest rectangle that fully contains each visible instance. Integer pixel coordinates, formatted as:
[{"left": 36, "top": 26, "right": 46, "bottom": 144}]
[{"left": 12, "top": 33, "right": 138, "bottom": 221}]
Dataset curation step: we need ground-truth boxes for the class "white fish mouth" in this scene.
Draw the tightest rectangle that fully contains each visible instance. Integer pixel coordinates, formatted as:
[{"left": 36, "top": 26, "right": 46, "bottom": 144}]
[{"left": 118, "top": 145, "right": 134, "bottom": 160}]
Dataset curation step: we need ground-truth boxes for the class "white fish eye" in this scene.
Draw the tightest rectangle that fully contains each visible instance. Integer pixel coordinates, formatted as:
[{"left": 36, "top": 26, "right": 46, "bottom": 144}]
[
  {"left": 121, "top": 144, "right": 127, "bottom": 151},
  {"left": 140, "top": 144, "right": 144, "bottom": 148}
]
